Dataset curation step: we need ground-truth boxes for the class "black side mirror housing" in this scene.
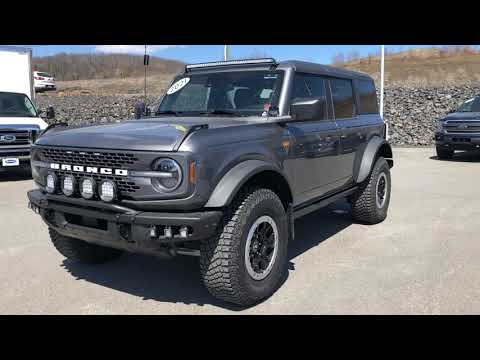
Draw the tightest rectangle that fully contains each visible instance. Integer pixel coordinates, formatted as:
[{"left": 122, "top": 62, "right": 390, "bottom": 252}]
[
  {"left": 46, "top": 106, "right": 55, "bottom": 120},
  {"left": 290, "top": 97, "right": 326, "bottom": 122}
]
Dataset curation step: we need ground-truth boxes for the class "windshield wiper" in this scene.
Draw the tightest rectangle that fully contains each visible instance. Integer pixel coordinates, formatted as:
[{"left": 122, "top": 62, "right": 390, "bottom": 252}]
[
  {"left": 199, "top": 110, "right": 238, "bottom": 116},
  {"left": 155, "top": 110, "right": 183, "bottom": 116}
]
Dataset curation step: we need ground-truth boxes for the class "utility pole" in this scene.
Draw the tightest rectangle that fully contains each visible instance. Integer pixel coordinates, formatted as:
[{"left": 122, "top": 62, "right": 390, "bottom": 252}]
[{"left": 224, "top": 45, "right": 229, "bottom": 61}]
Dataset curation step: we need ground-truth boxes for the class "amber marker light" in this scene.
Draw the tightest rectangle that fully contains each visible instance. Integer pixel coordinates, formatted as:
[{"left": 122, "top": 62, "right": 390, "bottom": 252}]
[{"left": 188, "top": 161, "right": 196, "bottom": 185}]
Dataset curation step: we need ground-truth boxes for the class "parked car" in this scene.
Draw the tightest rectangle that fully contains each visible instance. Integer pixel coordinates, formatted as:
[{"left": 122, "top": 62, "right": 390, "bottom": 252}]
[
  {"left": 27, "top": 58, "right": 393, "bottom": 306},
  {"left": 435, "top": 96, "right": 480, "bottom": 159},
  {"left": 0, "top": 46, "right": 49, "bottom": 173},
  {"left": 34, "top": 71, "right": 56, "bottom": 92}
]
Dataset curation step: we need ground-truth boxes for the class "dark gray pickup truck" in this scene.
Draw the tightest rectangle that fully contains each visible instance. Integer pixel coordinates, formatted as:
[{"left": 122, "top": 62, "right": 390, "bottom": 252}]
[
  {"left": 27, "top": 58, "right": 393, "bottom": 306},
  {"left": 435, "top": 96, "right": 480, "bottom": 159}
]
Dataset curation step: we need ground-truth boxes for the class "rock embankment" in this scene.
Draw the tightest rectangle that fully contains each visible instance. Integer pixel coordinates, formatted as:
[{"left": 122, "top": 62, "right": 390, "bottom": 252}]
[{"left": 35, "top": 84, "right": 480, "bottom": 146}]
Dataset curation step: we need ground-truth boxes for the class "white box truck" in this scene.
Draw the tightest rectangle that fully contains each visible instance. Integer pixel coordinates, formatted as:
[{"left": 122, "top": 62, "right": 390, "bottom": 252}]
[{"left": 0, "top": 46, "right": 49, "bottom": 172}]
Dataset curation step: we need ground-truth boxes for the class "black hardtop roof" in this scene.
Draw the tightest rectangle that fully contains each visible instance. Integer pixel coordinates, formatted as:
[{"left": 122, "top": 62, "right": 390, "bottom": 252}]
[
  {"left": 279, "top": 60, "right": 373, "bottom": 80},
  {"left": 184, "top": 58, "right": 373, "bottom": 81}
]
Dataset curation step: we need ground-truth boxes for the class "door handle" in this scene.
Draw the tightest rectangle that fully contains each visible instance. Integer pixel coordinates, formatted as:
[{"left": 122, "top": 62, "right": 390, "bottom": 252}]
[{"left": 340, "top": 135, "right": 348, "bottom": 139}]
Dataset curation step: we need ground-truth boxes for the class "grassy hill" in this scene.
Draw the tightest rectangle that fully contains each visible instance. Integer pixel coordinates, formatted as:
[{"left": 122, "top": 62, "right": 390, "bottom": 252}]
[{"left": 336, "top": 47, "right": 480, "bottom": 87}]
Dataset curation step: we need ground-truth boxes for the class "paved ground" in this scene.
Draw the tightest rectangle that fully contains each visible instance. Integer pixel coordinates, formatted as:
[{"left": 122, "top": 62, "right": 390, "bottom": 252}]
[{"left": 1, "top": 148, "right": 480, "bottom": 314}]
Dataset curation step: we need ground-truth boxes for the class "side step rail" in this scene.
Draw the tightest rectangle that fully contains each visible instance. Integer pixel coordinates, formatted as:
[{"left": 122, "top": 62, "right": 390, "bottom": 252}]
[{"left": 293, "top": 187, "right": 357, "bottom": 220}]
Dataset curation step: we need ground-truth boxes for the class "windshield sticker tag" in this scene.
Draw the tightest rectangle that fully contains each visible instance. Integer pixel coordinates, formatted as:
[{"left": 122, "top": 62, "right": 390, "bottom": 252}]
[{"left": 167, "top": 78, "right": 190, "bottom": 95}]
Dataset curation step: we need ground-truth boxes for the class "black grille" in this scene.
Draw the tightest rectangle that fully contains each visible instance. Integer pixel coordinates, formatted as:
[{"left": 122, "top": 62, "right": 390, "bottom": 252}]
[
  {"left": 41, "top": 148, "right": 139, "bottom": 168},
  {"left": 0, "top": 130, "right": 31, "bottom": 146},
  {"left": 40, "top": 148, "right": 142, "bottom": 198},
  {"left": 445, "top": 121, "right": 480, "bottom": 134}
]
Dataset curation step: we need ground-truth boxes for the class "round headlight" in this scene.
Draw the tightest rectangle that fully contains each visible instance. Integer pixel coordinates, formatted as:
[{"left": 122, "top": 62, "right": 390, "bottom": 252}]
[
  {"left": 152, "top": 158, "right": 182, "bottom": 191},
  {"left": 46, "top": 173, "right": 57, "bottom": 194},
  {"left": 62, "top": 175, "right": 76, "bottom": 196},
  {"left": 99, "top": 180, "right": 116, "bottom": 202},
  {"left": 80, "top": 178, "right": 96, "bottom": 200}
]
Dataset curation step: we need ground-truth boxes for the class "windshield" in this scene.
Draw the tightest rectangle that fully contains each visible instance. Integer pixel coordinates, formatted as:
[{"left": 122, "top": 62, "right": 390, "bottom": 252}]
[
  {"left": 0, "top": 92, "right": 38, "bottom": 118},
  {"left": 456, "top": 97, "right": 480, "bottom": 113},
  {"left": 157, "top": 70, "right": 284, "bottom": 117}
]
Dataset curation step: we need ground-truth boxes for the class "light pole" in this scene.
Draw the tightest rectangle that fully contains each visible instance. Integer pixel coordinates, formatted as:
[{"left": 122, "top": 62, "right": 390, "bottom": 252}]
[
  {"left": 380, "top": 45, "right": 389, "bottom": 140},
  {"left": 224, "top": 45, "right": 229, "bottom": 61}
]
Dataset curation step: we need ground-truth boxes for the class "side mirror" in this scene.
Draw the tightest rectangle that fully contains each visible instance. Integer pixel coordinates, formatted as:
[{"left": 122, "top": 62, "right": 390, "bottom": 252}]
[
  {"left": 134, "top": 102, "right": 146, "bottom": 119},
  {"left": 46, "top": 106, "right": 55, "bottom": 120},
  {"left": 290, "top": 97, "right": 326, "bottom": 121}
]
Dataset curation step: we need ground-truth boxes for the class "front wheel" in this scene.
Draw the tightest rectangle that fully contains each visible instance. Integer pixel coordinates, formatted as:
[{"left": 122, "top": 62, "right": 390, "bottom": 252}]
[
  {"left": 351, "top": 156, "right": 391, "bottom": 224},
  {"left": 200, "top": 188, "right": 288, "bottom": 307},
  {"left": 436, "top": 146, "right": 454, "bottom": 160},
  {"left": 49, "top": 228, "right": 123, "bottom": 264}
]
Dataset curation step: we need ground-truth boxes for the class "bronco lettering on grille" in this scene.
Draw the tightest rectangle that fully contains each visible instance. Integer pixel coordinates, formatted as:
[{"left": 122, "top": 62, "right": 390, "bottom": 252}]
[{"left": 50, "top": 163, "right": 128, "bottom": 176}]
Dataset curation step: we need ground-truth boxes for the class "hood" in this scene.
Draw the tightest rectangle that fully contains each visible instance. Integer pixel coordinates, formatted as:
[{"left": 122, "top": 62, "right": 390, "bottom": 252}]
[
  {"left": 35, "top": 116, "right": 258, "bottom": 151},
  {"left": 0, "top": 116, "right": 48, "bottom": 130},
  {"left": 443, "top": 112, "right": 480, "bottom": 122}
]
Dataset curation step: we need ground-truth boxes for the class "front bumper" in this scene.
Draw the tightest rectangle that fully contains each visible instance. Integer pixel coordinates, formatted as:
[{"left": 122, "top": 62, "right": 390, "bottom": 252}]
[
  {"left": 434, "top": 132, "right": 480, "bottom": 151},
  {"left": 27, "top": 189, "right": 222, "bottom": 256}
]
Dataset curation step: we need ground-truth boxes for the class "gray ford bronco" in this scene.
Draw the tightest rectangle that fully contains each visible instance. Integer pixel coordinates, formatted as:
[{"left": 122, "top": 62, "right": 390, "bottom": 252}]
[{"left": 27, "top": 58, "right": 393, "bottom": 306}]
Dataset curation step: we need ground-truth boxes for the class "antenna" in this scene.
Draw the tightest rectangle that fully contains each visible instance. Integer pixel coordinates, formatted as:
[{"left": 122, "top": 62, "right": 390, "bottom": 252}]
[{"left": 144, "top": 45, "right": 149, "bottom": 108}]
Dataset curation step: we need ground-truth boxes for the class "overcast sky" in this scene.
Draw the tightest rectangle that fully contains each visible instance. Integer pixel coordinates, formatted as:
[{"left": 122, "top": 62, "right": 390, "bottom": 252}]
[{"left": 25, "top": 45, "right": 447, "bottom": 64}]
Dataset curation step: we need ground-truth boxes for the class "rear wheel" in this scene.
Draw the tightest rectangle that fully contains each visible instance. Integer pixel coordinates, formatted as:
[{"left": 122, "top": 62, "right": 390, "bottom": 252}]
[
  {"left": 49, "top": 228, "right": 123, "bottom": 264},
  {"left": 436, "top": 146, "right": 454, "bottom": 160},
  {"left": 351, "top": 156, "right": 391, "bottom": 224},
  {"left": 200, "top": 188, "right": 288, "bottom": 307}
]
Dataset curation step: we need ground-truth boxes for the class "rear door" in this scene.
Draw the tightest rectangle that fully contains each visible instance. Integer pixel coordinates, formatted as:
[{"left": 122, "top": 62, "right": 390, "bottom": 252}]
[
  {"left": 287, "top": 73, "right": 343, "bottom": 206},
  {"left": 329, "top": 77, "right": 366, "bottom": 184}
]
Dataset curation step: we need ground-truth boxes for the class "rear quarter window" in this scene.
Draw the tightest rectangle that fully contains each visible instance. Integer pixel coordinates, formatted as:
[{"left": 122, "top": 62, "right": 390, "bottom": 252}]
[{"left": 357, "top": 79, "right": 378, "bottom": 114}]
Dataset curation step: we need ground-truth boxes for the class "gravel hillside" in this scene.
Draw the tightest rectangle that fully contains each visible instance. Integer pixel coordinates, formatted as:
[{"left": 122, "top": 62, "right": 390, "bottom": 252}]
[{"left": 35, "top": 84, "right": 480, "bottom": 146}]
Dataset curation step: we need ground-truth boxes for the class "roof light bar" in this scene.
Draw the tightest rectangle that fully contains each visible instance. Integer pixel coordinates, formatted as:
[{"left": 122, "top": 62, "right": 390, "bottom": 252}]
[{"left": 185, "top": 58, "right": 277, "bottom": 71}]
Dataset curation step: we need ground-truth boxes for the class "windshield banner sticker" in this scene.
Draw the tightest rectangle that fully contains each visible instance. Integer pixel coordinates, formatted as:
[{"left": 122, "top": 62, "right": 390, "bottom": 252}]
[{"left": 167, "top": 78, "right": 190, "bottom": 95}]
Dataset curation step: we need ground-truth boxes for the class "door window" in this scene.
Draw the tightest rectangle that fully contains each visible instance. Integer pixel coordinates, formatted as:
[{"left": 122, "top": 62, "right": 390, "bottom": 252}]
[
  {"left": 292, "top": 74, "right": 327, "bottom": 120},
  {"left": 330, "top": 78, "right": 356, "bottom": 119}
]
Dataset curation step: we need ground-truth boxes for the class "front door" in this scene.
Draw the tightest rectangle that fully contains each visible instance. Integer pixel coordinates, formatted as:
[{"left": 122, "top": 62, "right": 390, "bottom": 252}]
[{"left": 288, "top": 73, "right": 344, "bottom": 206}]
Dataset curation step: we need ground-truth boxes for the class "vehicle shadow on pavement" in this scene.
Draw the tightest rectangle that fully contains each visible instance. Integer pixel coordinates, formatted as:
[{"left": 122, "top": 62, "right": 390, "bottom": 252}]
[
  {"left": 430, "top": 150, "right": 480, "bottom": 162},
  {"left": 0, "top": 168, "right": 32, "bottom": 182},
  {"left": 61, "top": 200, "right": 352, "bottom": 311}
]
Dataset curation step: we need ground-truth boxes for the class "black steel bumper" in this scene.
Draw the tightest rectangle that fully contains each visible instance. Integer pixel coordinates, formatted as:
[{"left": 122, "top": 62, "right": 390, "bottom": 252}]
[
  {"left": 27, "top": 189, "right": 222, "bottom": 256},
  {"left": 434, "top": 132, "right": 480, "bottom": 151}
]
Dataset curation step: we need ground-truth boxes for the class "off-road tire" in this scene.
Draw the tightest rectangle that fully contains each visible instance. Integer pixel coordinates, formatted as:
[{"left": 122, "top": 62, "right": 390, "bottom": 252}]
[
  {"left": 436, "top": 146, "right": 454, "bottom": 160},
  {"left": 49, "top": 228, "right": 123, "bottom": 264},
  {"left": 200, "top": 188, "right": 288, "bottom": 307},
  {"left": 351, "top": 156, "right": 391, "bottom": 224}
]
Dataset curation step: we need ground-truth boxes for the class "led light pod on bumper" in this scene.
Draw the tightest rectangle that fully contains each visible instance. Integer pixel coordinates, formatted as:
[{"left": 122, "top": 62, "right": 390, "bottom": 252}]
[
  {"left": 62, "top": 175, "right": 76, "bottom": 196},
  {"left": 80, "top": 178, "right": 96, "bottom": 200},
  {"left": 46, "top": 173, "right": 57, "bottom": 194},
  {"left": 152, "top": 158, "right": 182, "bottom": 191},
  {"left": 99, "top": 180, "right": 116, "bottom": 202}
]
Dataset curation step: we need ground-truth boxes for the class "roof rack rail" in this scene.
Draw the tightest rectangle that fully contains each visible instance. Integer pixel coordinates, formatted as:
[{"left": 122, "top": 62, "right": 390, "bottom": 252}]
[{"left": 185, "top": 58, "right": 277, "bottom": 71}]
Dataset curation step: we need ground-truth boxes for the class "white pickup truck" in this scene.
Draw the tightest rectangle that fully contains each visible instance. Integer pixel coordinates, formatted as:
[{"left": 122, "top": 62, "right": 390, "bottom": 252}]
[{"left": 0, "top": 46, "right": 49, "bottom": 172}]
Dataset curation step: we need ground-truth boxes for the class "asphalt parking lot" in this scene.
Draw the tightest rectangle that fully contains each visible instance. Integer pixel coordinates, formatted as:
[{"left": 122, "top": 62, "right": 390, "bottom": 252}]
[{"left": 1, "top": 147, "right": 480, "bottom": 314}]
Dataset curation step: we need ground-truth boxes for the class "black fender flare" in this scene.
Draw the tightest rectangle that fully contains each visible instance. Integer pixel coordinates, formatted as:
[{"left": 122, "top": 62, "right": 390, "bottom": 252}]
[
  {"left": 355, "top": 136, "right": 393, "bottom": 184},
  {"left": 204, "top": 160, "right": 290, "bottom": 208}
]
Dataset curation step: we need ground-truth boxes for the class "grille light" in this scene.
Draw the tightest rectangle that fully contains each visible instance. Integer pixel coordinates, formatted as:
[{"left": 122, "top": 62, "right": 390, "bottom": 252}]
[
  {"left": 185, "top": 58, "right": 276, "bottom": 71},
  {"left": 99, "top": 180, "right": 116, "bottom": 202},
  {"left": 80, "top": 178, "right": 96, "bottom": 200},
  {"left": 62, "top": 175, "right": 76, "bottom": 196},
  {"left": 46, "top": 173, "right": 57, "bottom": 194}
]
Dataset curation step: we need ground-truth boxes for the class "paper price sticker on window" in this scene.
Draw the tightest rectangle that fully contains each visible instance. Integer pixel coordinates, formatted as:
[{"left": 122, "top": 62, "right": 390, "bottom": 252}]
[{"left": 167, "top": 78, "right": 190, "bottom": 95}]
